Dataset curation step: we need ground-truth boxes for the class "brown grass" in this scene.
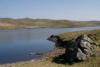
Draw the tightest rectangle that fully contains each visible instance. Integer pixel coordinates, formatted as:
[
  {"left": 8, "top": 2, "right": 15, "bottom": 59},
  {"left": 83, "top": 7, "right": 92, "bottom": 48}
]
[{"left": 57, "top": 29, "right": 100, "bottom": 44}]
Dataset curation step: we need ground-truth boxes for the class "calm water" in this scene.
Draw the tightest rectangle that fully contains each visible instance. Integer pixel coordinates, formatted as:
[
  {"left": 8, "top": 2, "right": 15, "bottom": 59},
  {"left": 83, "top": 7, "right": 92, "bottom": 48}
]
[{"left": 0, "top": 26, "right": 100, "bottom": 64}]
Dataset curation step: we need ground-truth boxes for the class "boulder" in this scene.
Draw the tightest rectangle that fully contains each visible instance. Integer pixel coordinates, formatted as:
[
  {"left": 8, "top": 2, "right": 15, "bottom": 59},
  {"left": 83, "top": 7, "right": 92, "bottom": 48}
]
[
  {"left": 47, "top": 34, "right": 98, "bottom": 62},
  {"left": 76, "top": 34, "right": 97, "bottom": 58}
]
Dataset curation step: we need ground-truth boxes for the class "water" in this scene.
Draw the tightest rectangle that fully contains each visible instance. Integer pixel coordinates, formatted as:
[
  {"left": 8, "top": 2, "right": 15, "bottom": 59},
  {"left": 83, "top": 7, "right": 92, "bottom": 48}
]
[{"left": 0, "top": 26, "right": 100, "bottom": 64}]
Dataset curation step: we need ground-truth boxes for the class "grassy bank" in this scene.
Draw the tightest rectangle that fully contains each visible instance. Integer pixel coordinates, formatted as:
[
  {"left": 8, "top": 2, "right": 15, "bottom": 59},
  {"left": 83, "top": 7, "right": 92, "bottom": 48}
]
[
  {"left": 57, "top": 29, "right": 100, "bottom": 44},
  {"left": 0, "top": 18, "right": 100, "bottom": 30},
  {"left": 1, "top": 29, "right": 100, "bottom": 67}
]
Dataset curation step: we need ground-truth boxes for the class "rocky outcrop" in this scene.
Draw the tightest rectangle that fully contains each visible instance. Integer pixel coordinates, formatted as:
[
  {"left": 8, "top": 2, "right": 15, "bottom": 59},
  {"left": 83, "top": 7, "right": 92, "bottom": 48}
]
[{"left": 47, "top": 34, "right": 98, "bottom": 62}]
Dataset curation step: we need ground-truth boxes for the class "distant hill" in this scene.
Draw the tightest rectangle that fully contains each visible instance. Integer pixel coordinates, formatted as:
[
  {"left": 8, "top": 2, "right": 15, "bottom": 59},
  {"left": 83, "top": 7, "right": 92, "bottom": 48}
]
[{"left": 0, "top": 18, "right": 100, "bottom": 30}]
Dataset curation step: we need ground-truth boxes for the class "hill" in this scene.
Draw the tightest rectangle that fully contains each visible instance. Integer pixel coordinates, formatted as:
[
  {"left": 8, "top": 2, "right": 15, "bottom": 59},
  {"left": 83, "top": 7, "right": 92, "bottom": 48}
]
[{"left": 0, "top": 18, "right": 100, "bottom": 30}]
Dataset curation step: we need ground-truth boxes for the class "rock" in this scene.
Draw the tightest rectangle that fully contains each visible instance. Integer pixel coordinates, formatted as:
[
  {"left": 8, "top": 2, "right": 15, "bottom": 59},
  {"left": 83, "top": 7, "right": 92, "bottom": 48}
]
[
  {"left": 77, "top": 48, "right": 86, "bottom": 61},
  {"left": 76, "top": 34, "right": 97, "bottom": 57},
  {"left": 47, "top": 35, "right": 68, "bottom": 48},
  {"left": 47, "top": 34, "right": 98, "bottom": 62}
]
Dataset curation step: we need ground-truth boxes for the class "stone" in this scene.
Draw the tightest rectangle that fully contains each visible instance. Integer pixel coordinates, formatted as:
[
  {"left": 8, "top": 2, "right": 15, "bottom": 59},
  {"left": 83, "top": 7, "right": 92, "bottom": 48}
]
[
  {"left": 76, "top": 34, "right": 97, "bottom": 58},
  {"left": 47, "top": 34, "right": 98, "bottom": 62},
  {"left": 47, "top": 35, "right": 68, "bottom": 48},
  {"left": 77, "top": 48, "right": 86, "bottom": 61}
]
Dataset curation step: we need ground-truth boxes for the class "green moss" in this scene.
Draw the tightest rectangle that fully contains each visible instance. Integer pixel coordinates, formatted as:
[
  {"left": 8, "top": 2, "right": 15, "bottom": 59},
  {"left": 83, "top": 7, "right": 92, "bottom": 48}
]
[{"left": 71, "top": 39, "right": 76, "bottom": 43}]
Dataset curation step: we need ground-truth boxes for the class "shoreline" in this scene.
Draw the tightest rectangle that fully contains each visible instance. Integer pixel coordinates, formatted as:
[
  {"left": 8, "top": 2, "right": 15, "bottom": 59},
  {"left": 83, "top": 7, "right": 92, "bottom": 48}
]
[
  {"left": 0, "top": 26, "right": 100, "bottom": 31},
  {"left": 0, "top": 51, "right": 49, "bottom": 65},
  {"left": 0, "top": 57, "right": 43, "bottom": 66},
  {"left": 1, "top": 54, "right": 50, "bottom": 66}
]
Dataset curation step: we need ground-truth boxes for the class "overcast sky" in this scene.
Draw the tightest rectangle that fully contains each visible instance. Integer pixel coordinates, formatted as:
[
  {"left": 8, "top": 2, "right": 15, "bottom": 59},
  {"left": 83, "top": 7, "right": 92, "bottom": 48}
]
[{"left": 0, "top": 0, "right": 100, "bottom": 21}]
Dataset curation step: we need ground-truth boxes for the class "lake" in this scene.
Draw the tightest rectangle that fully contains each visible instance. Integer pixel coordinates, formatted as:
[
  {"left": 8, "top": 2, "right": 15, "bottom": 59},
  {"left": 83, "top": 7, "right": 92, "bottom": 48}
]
[{"left": 0, "top": 26, "right": 100, "bottom": 64}]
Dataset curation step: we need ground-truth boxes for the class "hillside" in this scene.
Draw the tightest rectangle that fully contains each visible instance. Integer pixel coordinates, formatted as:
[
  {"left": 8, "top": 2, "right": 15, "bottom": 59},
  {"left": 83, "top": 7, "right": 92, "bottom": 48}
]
[{"left": 0, "top": 18, "right": 100, "bottom": 30}]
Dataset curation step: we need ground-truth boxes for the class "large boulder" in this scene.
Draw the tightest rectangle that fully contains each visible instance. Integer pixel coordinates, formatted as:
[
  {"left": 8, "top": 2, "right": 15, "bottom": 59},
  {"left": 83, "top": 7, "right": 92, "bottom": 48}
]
[
  {"left": 76, "top": 35, "right": 97, "bottom": 59},
  {"left": 47, "top": 34, "right": 98, "bottom": 62}
]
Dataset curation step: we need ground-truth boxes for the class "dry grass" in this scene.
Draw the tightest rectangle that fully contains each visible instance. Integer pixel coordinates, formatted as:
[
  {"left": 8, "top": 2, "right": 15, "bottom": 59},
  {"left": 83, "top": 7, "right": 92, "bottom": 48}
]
[{"left": 57, "top": 29, "right": 100, "bottom": 44}]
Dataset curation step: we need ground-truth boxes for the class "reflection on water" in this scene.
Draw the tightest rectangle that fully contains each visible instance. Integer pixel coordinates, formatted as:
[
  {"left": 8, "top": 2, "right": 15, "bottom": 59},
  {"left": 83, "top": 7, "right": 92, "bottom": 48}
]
[{"left": 0, "top": 26, "right": 100, "bottom": 64}]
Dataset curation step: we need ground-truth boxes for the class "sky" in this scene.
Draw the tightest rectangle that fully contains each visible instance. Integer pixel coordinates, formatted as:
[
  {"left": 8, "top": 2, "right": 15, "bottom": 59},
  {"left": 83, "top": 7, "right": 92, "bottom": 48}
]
[{"left": 0, "top": 0, "right": 100, "bottom": 21}]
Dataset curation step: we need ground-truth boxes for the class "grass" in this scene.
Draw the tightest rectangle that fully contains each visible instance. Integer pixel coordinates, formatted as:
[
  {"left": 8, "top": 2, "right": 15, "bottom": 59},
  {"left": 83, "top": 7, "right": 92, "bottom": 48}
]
[
  {"left": 57, "top": 29, "right": 100, "bottom": 44},
  {"left": 1, "top": 29, "right": 100, "bottom": 67}
]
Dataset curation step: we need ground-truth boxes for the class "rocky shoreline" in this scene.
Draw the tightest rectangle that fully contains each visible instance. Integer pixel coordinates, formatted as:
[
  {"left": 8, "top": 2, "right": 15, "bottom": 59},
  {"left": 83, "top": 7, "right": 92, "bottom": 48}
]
[{"left": 45, "top": 34, "right": 98, "bottom": 63}]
